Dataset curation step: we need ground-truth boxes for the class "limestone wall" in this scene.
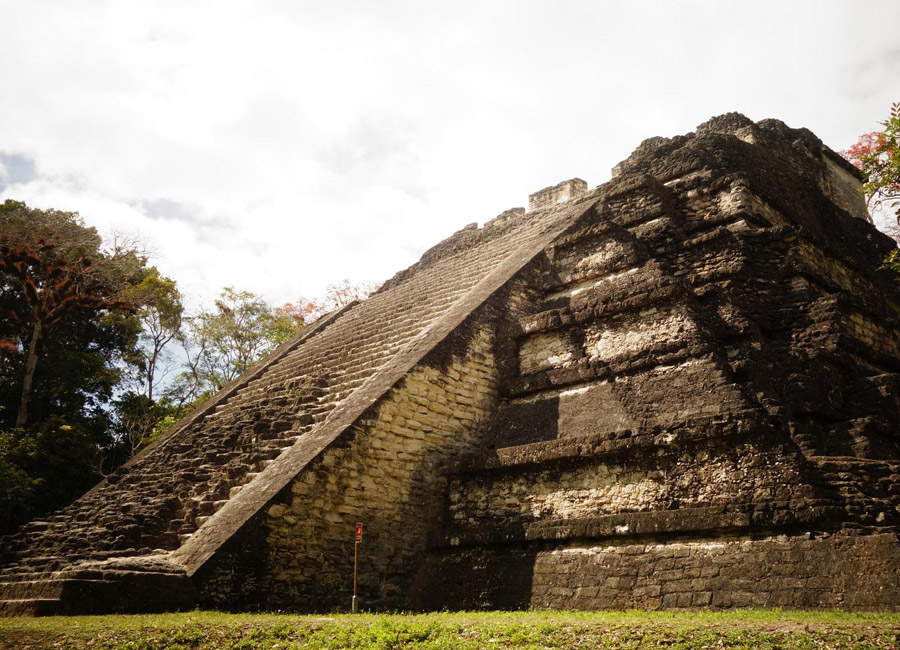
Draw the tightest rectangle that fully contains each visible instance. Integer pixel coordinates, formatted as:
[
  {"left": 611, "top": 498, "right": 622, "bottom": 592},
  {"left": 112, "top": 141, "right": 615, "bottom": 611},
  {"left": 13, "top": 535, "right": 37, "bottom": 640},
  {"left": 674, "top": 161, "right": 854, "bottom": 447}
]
[
  {"left": 416, "top": 116, "right": 900, "bottom": 612},
  {"left": 266, "top": 328, "right": 497, "bottom": 610},
  {"left": 420, "top": 532, "right": 900, "bottom": 610},
  {"left": 448, "top": 441, "right": 806, "bottom": 528},
  {"left": 194, "top": 281, "right": 542, "bottom": 611},
  {"left": 6, "top": 113, "right": 899, "bottom": 617}
]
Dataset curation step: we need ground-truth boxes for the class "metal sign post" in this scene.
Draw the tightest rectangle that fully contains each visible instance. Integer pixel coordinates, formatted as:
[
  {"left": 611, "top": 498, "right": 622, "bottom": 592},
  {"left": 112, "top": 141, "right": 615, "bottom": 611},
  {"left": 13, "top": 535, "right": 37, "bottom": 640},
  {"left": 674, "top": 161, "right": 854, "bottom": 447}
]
[{"left": 352, "top": 522, "right": 362, "bottom": 613}]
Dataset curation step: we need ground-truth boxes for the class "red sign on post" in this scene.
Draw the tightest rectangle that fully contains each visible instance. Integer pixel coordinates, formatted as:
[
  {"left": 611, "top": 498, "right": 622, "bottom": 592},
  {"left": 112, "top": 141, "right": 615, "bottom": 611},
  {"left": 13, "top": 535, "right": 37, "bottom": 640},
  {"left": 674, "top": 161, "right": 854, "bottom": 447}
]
[{"left": 352, "top": 522, "right": 363, "bottom": 613}]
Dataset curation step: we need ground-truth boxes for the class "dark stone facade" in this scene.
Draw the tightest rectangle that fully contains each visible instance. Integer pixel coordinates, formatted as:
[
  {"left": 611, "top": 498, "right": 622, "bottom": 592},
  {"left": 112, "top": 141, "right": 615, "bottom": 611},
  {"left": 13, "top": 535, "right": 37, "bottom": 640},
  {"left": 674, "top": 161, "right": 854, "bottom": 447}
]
[{"left": 2, "top": 113, "right": 900, "bottom": 615}]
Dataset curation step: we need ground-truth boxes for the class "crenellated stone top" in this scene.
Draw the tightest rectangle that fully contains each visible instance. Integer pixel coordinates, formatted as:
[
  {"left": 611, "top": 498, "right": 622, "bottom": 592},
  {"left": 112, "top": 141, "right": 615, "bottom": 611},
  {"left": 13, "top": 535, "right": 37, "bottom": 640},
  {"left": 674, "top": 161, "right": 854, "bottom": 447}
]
[{"left": 528, "top": 178, "right": 588, "bottom": 212}]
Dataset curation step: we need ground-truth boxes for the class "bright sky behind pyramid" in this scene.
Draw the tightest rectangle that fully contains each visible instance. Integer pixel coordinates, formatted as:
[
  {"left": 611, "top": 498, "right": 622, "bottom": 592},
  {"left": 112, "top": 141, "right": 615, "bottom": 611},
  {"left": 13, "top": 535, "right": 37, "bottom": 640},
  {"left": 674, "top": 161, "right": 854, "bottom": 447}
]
[{"left": 1, "top": 0, "right": 898, "bottom": 311}]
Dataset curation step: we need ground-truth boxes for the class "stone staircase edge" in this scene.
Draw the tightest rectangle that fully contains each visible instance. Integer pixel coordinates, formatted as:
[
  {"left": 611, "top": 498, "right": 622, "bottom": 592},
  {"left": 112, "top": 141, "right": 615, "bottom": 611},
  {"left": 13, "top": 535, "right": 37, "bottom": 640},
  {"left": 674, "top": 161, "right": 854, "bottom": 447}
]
[
  {"left": 77, "top": 301, "right": 359, "bottom": 501},
  {"left": 171, "top": 198, "right": 602, "bottom": 576}
]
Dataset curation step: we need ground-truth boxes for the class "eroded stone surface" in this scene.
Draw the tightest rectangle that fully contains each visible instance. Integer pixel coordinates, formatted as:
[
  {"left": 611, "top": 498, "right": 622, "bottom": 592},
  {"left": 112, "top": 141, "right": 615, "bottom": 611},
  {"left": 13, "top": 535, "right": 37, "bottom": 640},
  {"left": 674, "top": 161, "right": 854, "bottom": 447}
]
[
  {"left": 3, "top": 113, "right": 900, "bottom": 615},
  {"left": 421, "top": 114, "right": 900, "bottom": 612}
]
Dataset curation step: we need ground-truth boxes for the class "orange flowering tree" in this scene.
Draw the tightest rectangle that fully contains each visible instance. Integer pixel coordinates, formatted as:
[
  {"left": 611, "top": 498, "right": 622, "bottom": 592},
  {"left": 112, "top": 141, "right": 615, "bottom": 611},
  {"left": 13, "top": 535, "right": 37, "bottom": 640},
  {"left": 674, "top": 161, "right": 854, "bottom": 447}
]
[
  {"left": 844, "top": 102, "right": 900, "bottom": 222},
  {"left": 280, "top": 279, "right": 378, "bottom": 326}
]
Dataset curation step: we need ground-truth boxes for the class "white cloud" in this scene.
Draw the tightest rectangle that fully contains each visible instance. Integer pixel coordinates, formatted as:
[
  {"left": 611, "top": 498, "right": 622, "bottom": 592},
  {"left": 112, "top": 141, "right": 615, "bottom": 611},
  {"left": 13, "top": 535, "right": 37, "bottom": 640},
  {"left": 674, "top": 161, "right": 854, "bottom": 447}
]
[{"left": 1, "top": 0, "right": 898, "bottom": 311}]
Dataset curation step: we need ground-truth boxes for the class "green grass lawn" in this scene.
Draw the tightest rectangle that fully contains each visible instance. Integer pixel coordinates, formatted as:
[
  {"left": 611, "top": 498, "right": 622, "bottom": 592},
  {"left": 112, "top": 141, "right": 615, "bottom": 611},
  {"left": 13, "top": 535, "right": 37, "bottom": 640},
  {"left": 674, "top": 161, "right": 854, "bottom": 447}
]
[{"left": 1, "top": 609, "right": 899, "bottom": 649}]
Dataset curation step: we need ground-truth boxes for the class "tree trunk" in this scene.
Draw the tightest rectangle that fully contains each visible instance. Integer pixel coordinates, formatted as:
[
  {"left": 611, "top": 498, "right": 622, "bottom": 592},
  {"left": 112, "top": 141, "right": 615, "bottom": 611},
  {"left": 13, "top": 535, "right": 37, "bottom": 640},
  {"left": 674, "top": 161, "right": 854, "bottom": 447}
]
[
  {"left": 15, "top": 319, "right": 42, "bottom": 428},
  {"left": 146, "top": 353, "right": 155, "bottom": 402}
]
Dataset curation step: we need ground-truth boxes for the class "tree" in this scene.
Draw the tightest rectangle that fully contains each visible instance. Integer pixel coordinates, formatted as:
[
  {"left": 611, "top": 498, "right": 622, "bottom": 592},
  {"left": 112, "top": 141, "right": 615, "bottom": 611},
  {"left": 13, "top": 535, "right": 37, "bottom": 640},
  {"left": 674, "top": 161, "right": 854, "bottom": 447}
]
[
  {"left": 120, "top": 267, "right": 184, "bottom": 402},
  {"left": 106, "top": 392, "right": 188, "bottom": 471},
  {"left": 844, "top": 103, "right": 900, "bottom": 278},
  {"left": 0, "top": 200, "right": 143, "bottom": 428},
  {"left": 843, "top": 102, "right": 900, "bottom": 223},
  {"left": 0, "top": 200, "right": 149, "bottom": 531},
  {"left": 99, "top": 268, "right": 186, "bottom": 465},
  {"left": 168, "top": 287, "right": 301, "bottom": 405},
  {"left": 281, "top": 279, "right": 377, "bottom": 325}
]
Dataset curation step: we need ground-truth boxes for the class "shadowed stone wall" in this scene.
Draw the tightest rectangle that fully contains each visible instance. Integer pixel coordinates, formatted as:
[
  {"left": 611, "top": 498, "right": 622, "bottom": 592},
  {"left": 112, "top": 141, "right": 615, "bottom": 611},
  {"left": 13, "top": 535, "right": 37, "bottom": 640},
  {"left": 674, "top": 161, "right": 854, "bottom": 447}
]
[
  {"left": 415, "top": 114, "right": 900, "bottom": 612},
  {"left": 420, "top": 532, "right": 900, "bottom": 610},
  {"left": 193, "top": 279, "right": 543, "bottom": 611},
  {"left": 4, "top": 113, "right": 900, "bottom": 615}
]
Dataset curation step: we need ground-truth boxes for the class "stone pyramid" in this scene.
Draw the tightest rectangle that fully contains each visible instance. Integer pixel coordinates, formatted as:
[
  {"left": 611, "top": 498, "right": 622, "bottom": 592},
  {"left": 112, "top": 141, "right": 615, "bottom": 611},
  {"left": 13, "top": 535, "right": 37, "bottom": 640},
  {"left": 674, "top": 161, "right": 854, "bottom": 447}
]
[{"left": 3, "top": 113, "right": 900, "bottom": 615}]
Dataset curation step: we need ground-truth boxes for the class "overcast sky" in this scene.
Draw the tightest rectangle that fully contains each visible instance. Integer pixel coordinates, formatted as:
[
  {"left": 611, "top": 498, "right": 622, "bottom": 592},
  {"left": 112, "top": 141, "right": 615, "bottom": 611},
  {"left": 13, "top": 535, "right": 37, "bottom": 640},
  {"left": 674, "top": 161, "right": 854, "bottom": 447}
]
[{"left": 1, "top": 1, "right": 898, "bottom": 311}]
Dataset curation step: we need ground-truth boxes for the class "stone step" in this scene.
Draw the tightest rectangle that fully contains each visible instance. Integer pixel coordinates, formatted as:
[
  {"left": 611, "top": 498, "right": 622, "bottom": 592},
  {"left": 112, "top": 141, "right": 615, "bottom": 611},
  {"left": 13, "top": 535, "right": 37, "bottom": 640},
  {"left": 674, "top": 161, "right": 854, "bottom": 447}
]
[
  {"left": 0, "top": 226, "right": 509, "bottom": 593},
  {"left": 0, "top": 577, "right": 67, "bottom": 601},
  {"left": 505, "top": 344, "right": 708, "bottom": 398},
  {"left": 0, "top": 597, "right": 61, "bottom": 617},
  {"left": 446, "top": 429, "right": 677, "bottom": 477},
  {"left": 430, "top": 502, "right": 845, "bottom": 551}
]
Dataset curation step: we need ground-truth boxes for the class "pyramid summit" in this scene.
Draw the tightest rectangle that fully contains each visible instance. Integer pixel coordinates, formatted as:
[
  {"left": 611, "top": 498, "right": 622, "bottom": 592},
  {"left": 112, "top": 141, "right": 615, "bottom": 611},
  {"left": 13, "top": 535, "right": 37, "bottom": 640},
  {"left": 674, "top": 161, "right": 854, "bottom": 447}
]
[{"left": 3, "top": 113, "right": 900, "bottom": 615}]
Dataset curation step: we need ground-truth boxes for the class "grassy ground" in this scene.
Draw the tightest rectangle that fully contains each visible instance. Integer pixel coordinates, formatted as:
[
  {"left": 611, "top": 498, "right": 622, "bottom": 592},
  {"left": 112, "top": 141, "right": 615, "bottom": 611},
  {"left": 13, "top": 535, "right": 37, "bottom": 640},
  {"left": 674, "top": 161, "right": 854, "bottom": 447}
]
[{"left": 1, "top": 609, "right": 899, "bottom": 649}]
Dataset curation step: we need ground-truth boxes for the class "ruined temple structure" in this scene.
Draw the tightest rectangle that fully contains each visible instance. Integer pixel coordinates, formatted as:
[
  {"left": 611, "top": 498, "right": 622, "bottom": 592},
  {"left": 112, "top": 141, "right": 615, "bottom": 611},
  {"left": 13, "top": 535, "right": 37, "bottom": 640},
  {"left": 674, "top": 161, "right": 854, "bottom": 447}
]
[{"left": 4, "top": 113, "right": 900, "bottom": 616}]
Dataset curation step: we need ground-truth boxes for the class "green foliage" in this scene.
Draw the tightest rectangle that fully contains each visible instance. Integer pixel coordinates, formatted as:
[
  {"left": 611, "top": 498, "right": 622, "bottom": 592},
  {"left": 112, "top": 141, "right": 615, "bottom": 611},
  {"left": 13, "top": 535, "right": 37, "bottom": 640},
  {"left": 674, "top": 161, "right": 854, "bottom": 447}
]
[
  {"left": 0, "top": 199, "right": 145, "bottom": 426},
  {"left": 0, "top": 419, "right": 102, "bottom": 533},
  {"left": 882, "top": 248, "right": 900, "bottom": 274},
  {"left": 0, "top": 428, "right": 36, "bottom": 528},
  {"left": 844, "top": 102, "right": 900, "bottom": 222},
  {"left": 121, "top": 267, "right": 185, "bottom": 402},
  {"left": 0, "top": 199, "right": 148, "bottom": 531},
  {"left": 104, "top": 392, "right": 193, "bottom": 471},
  {"left": 1, "top": 610, "right": 899, "bottom": 650},
  {"left": 167, "top": 287, "right": 301, "bottom": 404}
]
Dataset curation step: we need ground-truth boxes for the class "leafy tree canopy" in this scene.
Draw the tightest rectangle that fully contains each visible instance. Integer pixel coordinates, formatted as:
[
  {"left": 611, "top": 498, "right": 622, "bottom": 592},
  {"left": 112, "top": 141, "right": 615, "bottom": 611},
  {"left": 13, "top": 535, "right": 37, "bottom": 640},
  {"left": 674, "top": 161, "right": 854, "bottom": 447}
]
[
  {"left": 166, "top": 287, "right": 302, "bottom": 407},
  {"left": 0, "top": 199, "right": 148, "bottom": 531},
  {"left": 0, "top": 200, "right": 378, "bottom": 534},
  {"left": 120, "top": 267, "right": 184, "bottom": 401},
  {"left": 844, "top": 102, "right": 900, "bottom": 223},
  {"left": 281, "top": 279, "right": 377, "bottom": 325}
]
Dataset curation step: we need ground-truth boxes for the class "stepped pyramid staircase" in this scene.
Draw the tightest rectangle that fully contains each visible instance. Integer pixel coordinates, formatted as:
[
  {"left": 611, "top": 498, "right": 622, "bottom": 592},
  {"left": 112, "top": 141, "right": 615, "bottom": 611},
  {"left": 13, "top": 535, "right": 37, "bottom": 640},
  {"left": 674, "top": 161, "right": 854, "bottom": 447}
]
[
  {"left": 4, "top": 113, "right": 900, "bottom": 614},
  {"left": 0, "top": 171, "right": 589, "bottom": 615},
  {"left": 413, "top": 116, "right": 900, "bottom": 610}
]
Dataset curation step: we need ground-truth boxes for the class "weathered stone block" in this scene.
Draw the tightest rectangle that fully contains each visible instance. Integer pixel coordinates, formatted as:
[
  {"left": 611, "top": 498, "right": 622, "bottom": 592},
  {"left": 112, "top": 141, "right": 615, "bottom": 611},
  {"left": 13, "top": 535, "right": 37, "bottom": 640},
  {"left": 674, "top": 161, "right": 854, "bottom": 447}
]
[{"left": 4, "top": 113, "right": 900, "bottom": 617}]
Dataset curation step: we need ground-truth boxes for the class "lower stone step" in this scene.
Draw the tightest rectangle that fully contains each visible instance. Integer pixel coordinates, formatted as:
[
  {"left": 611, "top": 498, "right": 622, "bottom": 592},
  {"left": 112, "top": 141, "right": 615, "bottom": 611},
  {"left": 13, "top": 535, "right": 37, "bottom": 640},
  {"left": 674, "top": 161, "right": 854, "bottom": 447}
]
[
  {"left": 0, "top": 577, "right": 67, "bottom": 601},
  {"left": 0, "top": 562, "right": 196, "bottom": 616},
  {"left": 449, "top": 416, "right": 762, "bottom": 477},
  {"left": 0, "top": 598, "right": 61, "bottom": 617},
  {"left": 413, "top": 530, "right": 900, "bottom": 611}
]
